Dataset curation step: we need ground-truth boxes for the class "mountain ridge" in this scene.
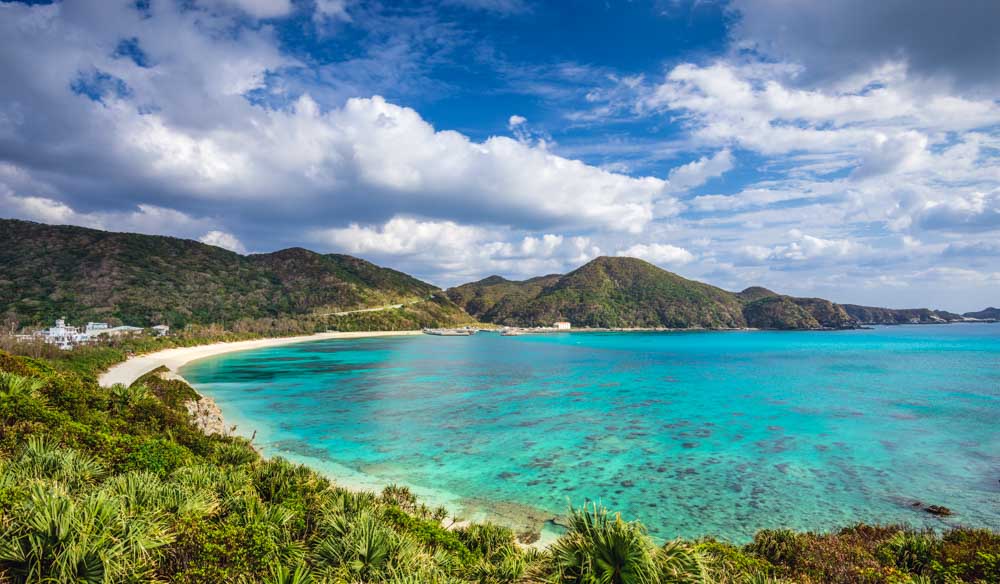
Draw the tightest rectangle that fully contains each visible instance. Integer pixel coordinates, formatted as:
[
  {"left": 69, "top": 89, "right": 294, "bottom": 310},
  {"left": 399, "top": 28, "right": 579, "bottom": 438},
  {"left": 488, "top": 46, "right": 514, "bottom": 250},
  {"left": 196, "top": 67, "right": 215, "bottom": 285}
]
[
  {"left": 1, "top": 219, "right": 985, "bottom": 332},
  {"left": 962, "top": 307, "right": 999, "bottom": 320},
  {"left": 448, "top": 256, "right": 972, "bottom": 330},
  {"left": 0, "top": 218, "right": 468, "bottom": 330}
]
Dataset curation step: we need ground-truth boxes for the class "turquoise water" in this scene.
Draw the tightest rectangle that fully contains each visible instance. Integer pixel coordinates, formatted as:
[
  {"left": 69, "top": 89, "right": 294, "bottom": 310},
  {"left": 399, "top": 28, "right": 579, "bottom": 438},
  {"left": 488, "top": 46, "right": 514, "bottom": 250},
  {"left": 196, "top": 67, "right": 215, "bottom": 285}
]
[{"left": 181, "top": 325, "right": 1000, "bottom": 541}]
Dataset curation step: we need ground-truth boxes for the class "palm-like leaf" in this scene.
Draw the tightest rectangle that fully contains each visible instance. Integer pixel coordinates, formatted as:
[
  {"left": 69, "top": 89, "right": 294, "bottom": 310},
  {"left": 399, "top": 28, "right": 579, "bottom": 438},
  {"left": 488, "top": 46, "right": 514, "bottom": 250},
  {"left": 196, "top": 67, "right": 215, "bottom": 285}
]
[
  {"left": 109, "top": 382, "right": 150, "bottom": 412},
  {"left": 262, "top": 563, "right": 313, "bottom": 584},
  {"left": 551, "top": 503, "right": 659, "bottom": 584},
  {"left": 6, "top": 436, "right": 105, "bottom": 492},
  {"left": 655, "top": 540, "right": 713, "bottom": 583},
  {"left": 0, "top": 482, "right": 172, "bottom": 583},
  {"left": 0, "top": 372, "right": 46, "bottom": 401}
]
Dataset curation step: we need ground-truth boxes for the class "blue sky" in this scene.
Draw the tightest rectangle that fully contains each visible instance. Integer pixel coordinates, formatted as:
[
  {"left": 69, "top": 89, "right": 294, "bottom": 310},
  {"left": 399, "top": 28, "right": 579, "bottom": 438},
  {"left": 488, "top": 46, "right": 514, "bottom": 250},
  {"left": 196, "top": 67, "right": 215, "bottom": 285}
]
[{"left": 1, "top": 0, "right": 999, "bottom": 311}]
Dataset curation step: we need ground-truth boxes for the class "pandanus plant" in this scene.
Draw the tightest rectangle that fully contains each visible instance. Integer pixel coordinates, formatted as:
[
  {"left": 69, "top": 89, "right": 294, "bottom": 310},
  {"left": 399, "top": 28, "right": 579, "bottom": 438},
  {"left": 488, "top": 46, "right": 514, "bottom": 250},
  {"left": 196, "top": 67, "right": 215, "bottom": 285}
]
[
  {"left": 259, "top": 563, "right": 314, "bottom": 584},
  {"left": 312, "top": 509, "right": 420, "bottom": 581},
  {"left": 109, "top": 382, "right": 150, "bottom": 413},
  {"left": 549, "top": 502, "right": 715, "bottom": 584},
  {"left": 0, "top": 371, "right": 46, "bottom": 401},
  {"left": 3, "top": 435, "right": 105, "bottom": 493},
  {"left": 0, "top": 482, "right": 172, "bottom": 583}
]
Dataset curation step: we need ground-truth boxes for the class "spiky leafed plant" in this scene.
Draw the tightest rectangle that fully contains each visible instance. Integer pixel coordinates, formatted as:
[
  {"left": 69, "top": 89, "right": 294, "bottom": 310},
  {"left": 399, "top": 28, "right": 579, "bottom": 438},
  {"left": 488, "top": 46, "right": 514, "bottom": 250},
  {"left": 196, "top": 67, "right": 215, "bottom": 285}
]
[
  {"left": 470, "top": 545, "right": 527, "bottom": 584},
  {"left": 655, "top": 540, "right": 713, "bottom": 583},
  {"left": 259, "top": 563, "right": 314, "bottom": 584},
  {"left": 5, "top": 436, "right": 105, "bottom": 492},
  {"left": 231, "top": 494, "right": 307, "bottom": 566},
  {"left": 213, "top": 440, "right": 258, "bottom": 466},
  {"left": 324, "top": 488, "right": 380, "bottom": 517},
  {"left": 550, "top": 503, "right": 659, "bottom": 584},
  {"left": 738, "top": 573, "right": 793, "bottom": 584},
  {"left": 382, "top": 484, "right": 419, "bottom": 512},
  {"left": 172, "top": 463, "right": 255, "bottom": 505},
  {"left": 0, "top": 371, "right": 46, "bottom": 401},
  {"left": 109, "top": 382, "right": 150, "bottom": 412},
  {"left": 457, "top": 522, "right": 517, "bottom": 561},
  {"left": 312, "top": 510, "right": 411, "bottom": 581},
  {"left": 347, "top": 511, "right": 395, "bottom": 577},
  {"left": 100, "top": 470, "right": 219, "bottom": 522},
  {"left": 0, "top": 482, "right": 173, "bottom": 583},
  {"left": 253, "top": 458, "right": 322, "bottom": 504},
  {"left": 744, "top": 530, "right": 801, "bottom": 570},
  {"left": 877, "top": 531, "right": 938, "bottom": 575}
]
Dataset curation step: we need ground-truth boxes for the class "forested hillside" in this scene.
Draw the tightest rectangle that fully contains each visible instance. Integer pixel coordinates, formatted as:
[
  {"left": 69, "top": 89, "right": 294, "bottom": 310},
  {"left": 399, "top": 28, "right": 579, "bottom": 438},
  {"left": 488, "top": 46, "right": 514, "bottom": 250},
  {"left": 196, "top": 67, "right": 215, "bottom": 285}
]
[
  {"left": 2, "top": 219, "right": 974, "bottom": 333},
  {"left": 0, "top": 219, "right": 468, "bottom": 330},
  {"left": 449, "top": 257, "right": 859, "bottom": 330}
]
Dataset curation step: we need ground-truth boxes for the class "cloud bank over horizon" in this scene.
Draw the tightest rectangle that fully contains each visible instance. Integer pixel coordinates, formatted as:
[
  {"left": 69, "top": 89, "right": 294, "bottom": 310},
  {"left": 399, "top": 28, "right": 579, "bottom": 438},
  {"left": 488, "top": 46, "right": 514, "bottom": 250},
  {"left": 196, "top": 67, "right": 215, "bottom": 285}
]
[{"left": 0, "top": 0, "right": 997, "bottom": 311}]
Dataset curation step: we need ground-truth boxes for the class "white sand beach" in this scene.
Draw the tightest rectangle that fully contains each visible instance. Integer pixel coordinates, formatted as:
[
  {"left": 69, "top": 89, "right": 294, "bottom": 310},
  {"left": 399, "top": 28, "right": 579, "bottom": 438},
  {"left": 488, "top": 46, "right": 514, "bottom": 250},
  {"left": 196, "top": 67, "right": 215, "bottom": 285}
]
[{"left": 98, "top": 330, "right": 422, "bottom": 388}]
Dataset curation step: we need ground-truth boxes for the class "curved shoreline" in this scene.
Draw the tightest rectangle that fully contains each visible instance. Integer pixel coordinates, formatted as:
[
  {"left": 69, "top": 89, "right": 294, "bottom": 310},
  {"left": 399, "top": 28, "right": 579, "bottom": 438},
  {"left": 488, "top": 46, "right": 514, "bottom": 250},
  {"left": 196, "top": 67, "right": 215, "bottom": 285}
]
[
  {"left": 98, "top": 330, "right": 423, "bottom": 388},
  {"left": 161, "top": 332, "right": 565, "bottom": 546}
]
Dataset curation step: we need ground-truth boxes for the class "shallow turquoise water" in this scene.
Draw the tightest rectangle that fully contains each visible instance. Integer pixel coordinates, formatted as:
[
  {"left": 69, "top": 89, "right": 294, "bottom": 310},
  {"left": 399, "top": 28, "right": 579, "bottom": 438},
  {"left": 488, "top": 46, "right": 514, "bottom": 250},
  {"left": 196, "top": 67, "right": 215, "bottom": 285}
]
[{"left": 181, "top": 324, "right": 1000, "bottom": 541}]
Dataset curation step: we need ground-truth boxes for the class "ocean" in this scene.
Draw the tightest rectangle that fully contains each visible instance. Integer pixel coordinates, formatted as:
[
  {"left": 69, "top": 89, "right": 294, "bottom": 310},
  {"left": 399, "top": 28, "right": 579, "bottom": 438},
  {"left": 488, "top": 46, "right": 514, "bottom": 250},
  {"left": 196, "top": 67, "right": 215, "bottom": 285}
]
[{"left": 180, "top": 324, "right": 1000, "bottom": 541}]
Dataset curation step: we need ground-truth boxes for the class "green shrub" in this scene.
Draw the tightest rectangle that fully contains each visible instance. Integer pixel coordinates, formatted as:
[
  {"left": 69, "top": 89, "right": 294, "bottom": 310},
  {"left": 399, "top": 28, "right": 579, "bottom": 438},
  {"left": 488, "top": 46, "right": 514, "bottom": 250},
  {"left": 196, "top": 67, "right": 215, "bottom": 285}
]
[
  {"left": 213, "top": 440, "right": 259, "bottom": 466},
  {"left": 122, "top": 437, "right": 192, "bottom": 475},
  {"left": 878, "top": 531, "right": 939, "bottom": 575},
  {"left": 746, "top": 529, "right": 804, "bottom": 570}
]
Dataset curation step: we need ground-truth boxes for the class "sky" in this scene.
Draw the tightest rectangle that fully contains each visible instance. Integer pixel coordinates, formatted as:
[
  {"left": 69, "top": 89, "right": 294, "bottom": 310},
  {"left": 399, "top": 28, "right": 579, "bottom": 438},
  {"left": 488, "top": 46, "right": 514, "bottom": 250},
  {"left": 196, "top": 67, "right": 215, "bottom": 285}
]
[{"left": 0, "top": 0, "right": 998, "bottom": 312}]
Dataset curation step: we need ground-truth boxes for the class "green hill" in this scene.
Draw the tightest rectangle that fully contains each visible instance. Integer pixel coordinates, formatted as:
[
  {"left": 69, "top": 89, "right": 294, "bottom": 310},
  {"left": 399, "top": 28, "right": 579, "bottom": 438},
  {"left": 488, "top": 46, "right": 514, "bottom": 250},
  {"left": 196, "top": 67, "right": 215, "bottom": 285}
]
[
  {"left": 523, "top": 256, "right": 747, "bottom": 328},
  {"left": 963, "top": 307, "right": 999, "bottom": 320},
  {"left": 0, "top": 219, "right": 468, "bottom": 330},
  {"left": 448, "top": 256, "right": 858, "bottom": 330},
  {"left": 452, "top": 257, "right": 934, "bottom": 330},
  {"left": 445, "top": 274, "right": 562, "bottom": 324},
  {"left": 735, "top": 286, "right": 779, "bottom": 302},
  {"left": 4, "top": 219, "right": 965, "bottom": 333},
  {"left": 842, "top": 304, "right": 964, "bottom": 325},
  {"left": 450, "top": 257, "right": 748, "bottom": 328},
  {"left": 741, "top": 296, "right": 821, "bottom": 330}
]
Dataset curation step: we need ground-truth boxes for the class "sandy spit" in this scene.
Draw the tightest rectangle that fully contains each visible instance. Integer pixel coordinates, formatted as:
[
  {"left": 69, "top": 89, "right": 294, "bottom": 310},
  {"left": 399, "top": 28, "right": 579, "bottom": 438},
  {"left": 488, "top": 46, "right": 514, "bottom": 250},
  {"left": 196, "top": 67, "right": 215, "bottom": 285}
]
[{"left": 98, "top": 330, "right": 422, "bottom": 388}]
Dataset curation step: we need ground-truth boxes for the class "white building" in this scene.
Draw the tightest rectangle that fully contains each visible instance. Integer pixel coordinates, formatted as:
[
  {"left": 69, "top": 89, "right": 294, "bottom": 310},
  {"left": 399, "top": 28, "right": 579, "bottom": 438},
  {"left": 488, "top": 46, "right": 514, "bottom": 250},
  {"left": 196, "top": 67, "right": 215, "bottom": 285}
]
[
  {"left": 152, "top": 324, "right": 170, "bottom": 336},
  {"left": 35, "top": 318, "right": 91, "bottom": 350},
  {"left": 553, "top": 321, "right": 572, "bottom": 330},
  {"left": 91, "top": 325, "right": 144, "bottom": 338},
  {"left": 25, "top": 319, "right": 146, "bottom": 349}
]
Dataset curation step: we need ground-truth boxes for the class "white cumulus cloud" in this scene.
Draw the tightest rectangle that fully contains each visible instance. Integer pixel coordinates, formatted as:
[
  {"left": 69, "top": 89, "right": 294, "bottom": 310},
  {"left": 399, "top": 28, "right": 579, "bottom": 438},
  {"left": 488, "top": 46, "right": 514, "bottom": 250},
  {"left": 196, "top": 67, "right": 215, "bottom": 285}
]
[
  {"left": 616, "top": 243, "right": 695, "bottom": 266},
  {"left": 199, "top": 230, "right": 247, "bottom": 253}
]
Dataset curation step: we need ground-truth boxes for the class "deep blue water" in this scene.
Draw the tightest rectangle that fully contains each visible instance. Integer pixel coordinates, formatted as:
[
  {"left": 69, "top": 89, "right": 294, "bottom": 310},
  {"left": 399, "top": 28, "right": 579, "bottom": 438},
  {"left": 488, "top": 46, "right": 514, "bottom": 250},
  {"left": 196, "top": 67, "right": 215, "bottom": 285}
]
[{"left": 181, "top": 324, "right": 1000, "bottom": 541}]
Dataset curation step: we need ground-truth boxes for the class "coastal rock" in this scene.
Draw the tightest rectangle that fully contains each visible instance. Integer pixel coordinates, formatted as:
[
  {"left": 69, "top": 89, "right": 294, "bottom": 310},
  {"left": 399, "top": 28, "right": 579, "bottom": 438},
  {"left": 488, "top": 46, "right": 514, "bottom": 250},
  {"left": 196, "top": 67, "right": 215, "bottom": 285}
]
[
  {"left": 925, "top": 505, "right": 953, "bottom": 516},
  {"left": 185, "top": 396, "right": 231, "bottom": 436}
]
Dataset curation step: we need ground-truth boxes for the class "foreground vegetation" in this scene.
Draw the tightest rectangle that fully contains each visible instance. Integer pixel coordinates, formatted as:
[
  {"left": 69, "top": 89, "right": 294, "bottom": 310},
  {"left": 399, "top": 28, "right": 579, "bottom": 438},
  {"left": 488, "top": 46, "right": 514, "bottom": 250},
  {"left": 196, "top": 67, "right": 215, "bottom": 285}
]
[{"left": 0, "top": 346, "right": 997, "bottom": 583}]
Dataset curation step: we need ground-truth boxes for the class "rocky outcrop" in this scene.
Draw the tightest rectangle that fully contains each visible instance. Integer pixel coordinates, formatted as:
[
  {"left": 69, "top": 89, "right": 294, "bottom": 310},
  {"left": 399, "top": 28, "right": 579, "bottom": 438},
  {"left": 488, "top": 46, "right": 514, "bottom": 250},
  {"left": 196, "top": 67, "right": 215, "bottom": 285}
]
[
  {"left": 925, "top": 505, "right": 953, "bottom": 517},
  {"left": 790, "top": 298, "right": 856, "bottom": 329},
  {"left": 185, "top": 396, "right": 231, "bottom": 436},
  {"left": 743, "top": 296, "right": 821, "bottom": 330}
]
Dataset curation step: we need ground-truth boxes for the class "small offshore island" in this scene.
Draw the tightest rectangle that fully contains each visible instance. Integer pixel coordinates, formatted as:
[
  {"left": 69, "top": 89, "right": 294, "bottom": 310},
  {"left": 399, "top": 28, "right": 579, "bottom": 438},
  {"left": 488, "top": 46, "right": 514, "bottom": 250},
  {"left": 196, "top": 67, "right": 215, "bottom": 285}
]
[{"left": 0, "top": 220, "right": 998, "bottom": 583}]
